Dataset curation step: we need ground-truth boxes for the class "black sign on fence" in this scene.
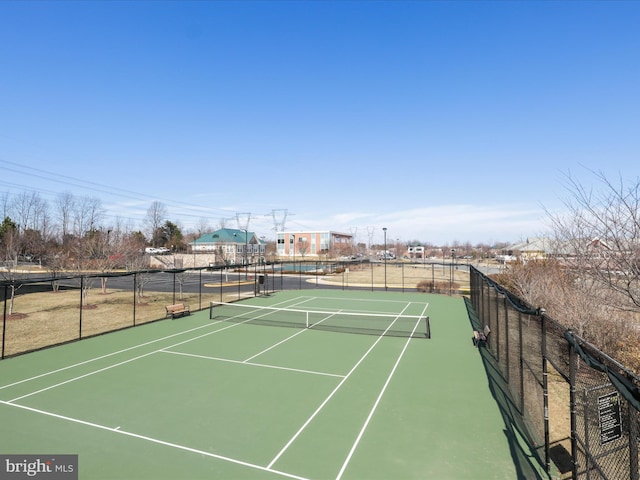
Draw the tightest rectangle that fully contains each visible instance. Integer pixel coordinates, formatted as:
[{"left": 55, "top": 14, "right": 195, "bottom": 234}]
[{"left": 598, "top": 391, "right": 623, "bottom": 445}]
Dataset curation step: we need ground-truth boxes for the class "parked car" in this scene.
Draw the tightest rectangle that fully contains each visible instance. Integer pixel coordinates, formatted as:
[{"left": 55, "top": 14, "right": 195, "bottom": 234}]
[{"left": 145, "top": 247, "right": 170, "bottom": 254}]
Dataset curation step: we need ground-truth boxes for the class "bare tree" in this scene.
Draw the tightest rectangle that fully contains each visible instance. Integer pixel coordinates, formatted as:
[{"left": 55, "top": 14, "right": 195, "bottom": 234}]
[
  {"left": 125, "top": 241, "right": 154, "bottom": 304},
  {"left": 548, "top": 170, "right": 640, "bottom": 312},
  {"left": 501, "top": 259, "right": 609, "bottom": 339},
  {"left": 56, "top": 191, "right": 75, "bottom": 243},
  {"left": 85, "top": 228, "right": 119, "bottom": 294},
  {"left": 297, "top": 240, "right": 309, "bottom": 258},
  {"left": 172, "top": 271, "right": 188, "bottom": 301},
  {"left": 133, "top": 269, "right": 153, "bottom": 305},
  {"left": 498, "top": 170, "right": 640, "bottom": 370},
  {"left": 73, "top": 195, "right": 104, "bottom": 237},
  {"left": 196, "top": 217, "right": 211, "bottom": 236},
  {"left": 145, "top": 201, "right": 167, "bottom": 246},
  {"left": 214, "top": 245, "right": 230, "bottom": 266},
  {"left": 11, "top": 191, "right": 49, "bottom": 232},
  {"left": 0, "top": 192, "right": 10, "bottom": 218},
  {"left": 120, "top": 231, "right": 147, "bottom": 268},
  {"left": 0, "top": 217, "right": 21, "bottom": 314},
  {"left": 44, "top": 249, "right": 67, "bottom": 293}
]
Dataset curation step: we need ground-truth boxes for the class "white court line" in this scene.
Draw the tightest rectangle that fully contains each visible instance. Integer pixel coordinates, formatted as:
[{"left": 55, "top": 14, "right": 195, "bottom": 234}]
[
  {"left": 242, "top": 310, "right": 342, "bottom": 363},
  {"left": 0, "top": 322, "right": 219, "bottom": 391},
  {"left": 7, "top": 325, "right": 232, "bottom": 403},
  {"left": 300, "top": 295, "right": 416, "bottom": 305},
  {"left": 243, "top": 327, "right": 309, "bottom": 363},
  {"left": 335, "top": 303, "right": 428, "bottom": 480},
  {"left": 266, "top": 303, "right": 413, "bottom": 470},
  {"left": 0, "top": 400, "right": 309, "bottom": 480},
  {"left": 162, "top": 350, "right": 345, "bottom": 378},
  {"left": 4, "top": 296, "right": 314, "bottom": 401}
]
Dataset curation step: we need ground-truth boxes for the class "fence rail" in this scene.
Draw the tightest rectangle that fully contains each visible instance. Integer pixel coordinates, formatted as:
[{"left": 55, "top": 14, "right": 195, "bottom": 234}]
[
  {"left": 470, "top": 265, "right": 640, "bottom": 480},
  {"left": 5, "top": 261, "right": 637, "bottom": 479},
  {"left": 1, "top": 260, "right": 468, "bottom": 358}
]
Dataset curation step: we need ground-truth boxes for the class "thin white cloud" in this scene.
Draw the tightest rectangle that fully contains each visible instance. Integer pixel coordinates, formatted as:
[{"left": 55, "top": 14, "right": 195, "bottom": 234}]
[{"left": 297, "top": 203, "right": 550, "bottom": 245}]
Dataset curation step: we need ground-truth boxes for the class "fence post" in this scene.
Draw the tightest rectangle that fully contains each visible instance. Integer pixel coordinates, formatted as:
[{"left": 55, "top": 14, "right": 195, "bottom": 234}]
[
  {"left": 2, "top": 284, "right": 7, "bottom": 359},
  {"left": 371, "top": 262, "right": 374, "bottom": 292},
  {"left": 480, "top": 276, "right": 485, "bottom": 324},
  {"left": 519, "top": 310, "right": 525, "bottom": 413},
  {"left": 486, "top": 282, "right": 492, "bottom": 347},
  {"left": 79, "top": 276, "right": 84, "bottom": 339},
  {"left": 629, "top": 375, "right": 640, "bottom": 480},
  {"left": 568, "top": 329, "right": 578, "bottom": 480},
  {"left": 494, "top": 288, "right": 500, "bottom": 360},
  {"left": 198, "top": 269, "right": 203, "bottom": 311},
  {"left": 172, "top": 271, "right": 176, "bottom": 305},
  {"left": 344, "top": 263, "right": 348, "bottom": 290},
  {"left": 219, "top": 267, "right": 224, "bottom": 303},
  {"left": 504, "top": 295, "right": 510, "bottom": 381},
  {"left": 133, "top": 273, "right": 137, "bottom": 326},
  {"left": 540, "top": 309, "right": 550, "bottom": 474}
]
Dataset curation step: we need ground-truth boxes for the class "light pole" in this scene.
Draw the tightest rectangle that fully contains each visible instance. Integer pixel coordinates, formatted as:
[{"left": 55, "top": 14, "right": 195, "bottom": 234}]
[
  {"left": 292, "top": 234, "right": 296, "bottom": 263},
  {"left": 450, "top": 249, "right": 455, "bottom": 295},
  {"left": 242, "top": 229, "right": 248, "bottom": 279},
  {"left": 383, "top": 227, "right": 387, "bottom": 291}
]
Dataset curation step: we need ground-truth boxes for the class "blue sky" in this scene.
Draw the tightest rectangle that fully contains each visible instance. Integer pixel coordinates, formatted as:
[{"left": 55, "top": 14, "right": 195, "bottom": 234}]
[{"left": 1, "top": 1, "right": 639, "bottom": 247}]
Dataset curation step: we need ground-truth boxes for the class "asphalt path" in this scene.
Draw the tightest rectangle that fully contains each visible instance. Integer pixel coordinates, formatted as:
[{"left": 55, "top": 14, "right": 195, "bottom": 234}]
[
  {"left": 46, "top": 270, "right": 342, "bottom": 295},
  {"left": 9, "top": 261, "right": 500, "bottom": 296}
]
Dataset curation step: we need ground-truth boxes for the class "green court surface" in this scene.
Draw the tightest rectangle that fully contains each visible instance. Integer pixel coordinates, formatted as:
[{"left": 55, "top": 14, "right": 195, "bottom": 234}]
[{"left": 0, "top": 290, "right": 548, "bottom": 479}]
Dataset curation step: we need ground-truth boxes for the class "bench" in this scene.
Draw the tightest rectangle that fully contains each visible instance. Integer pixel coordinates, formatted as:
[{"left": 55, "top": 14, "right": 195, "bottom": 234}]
[
  {"left": 165, "top": 303, "right": 190, "bottom": 319},
  {"left": 473, "top": 325, "right": 491, "bottom": 347}
]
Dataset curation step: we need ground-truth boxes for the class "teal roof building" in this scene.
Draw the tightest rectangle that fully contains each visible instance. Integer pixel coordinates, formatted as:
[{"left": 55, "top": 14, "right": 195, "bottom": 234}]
[{"left": 190, "top": 228, "right": 265, "bottom": 264}]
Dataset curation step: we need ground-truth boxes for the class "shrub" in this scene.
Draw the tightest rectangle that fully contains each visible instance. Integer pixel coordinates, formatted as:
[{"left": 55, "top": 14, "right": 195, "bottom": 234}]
[{"left": 416, "top": 280, "right": 459, "bottom": 294}]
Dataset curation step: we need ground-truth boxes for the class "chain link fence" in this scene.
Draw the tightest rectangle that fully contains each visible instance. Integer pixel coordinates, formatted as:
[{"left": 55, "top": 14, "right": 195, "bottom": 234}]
[
  {"left": 1, "top": 259, "right": 467, "bottom": 358},
  {"left": 470, "top": 265, "right": 640, "bottom": 480},
  {"left": 1, "top": 264, "right": 261, "bottom": 358},
  {"left": 9, "top": 260, "right": 637, "bottom": 479}
]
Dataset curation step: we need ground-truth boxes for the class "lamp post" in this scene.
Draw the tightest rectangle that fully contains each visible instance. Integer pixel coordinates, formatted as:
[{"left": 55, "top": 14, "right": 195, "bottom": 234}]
[
  {"left": 383, "top": 227, "right": 387, "bottom": 291},
  {"left": 242, "top": 229, "right": 248, "bottom": 279},
  {"left": 450, "top": 249, "right": 455, "bottom": 295}
]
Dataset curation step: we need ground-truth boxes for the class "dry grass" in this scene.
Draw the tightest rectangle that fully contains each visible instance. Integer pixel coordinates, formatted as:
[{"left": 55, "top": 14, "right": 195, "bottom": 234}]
[
  {"left": 324, "top": 262, "right": 471, "bottom": 292},
  {"left": 2, "top": 263, "right": 471, "bottom": 356},
  {"left": 1, "top": 286, "right": 238, "bottom": 357}
]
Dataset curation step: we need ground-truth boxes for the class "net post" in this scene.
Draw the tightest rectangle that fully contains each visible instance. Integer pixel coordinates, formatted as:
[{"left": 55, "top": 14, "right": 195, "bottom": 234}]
[{"left": 306, "top": 311, "right": 309, "bottom": 328}]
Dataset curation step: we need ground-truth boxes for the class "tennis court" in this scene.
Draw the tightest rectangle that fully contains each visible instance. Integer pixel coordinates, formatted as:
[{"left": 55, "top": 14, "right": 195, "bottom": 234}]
[{"left": 0, "top": 290, "right": 548, "bottom": 479}]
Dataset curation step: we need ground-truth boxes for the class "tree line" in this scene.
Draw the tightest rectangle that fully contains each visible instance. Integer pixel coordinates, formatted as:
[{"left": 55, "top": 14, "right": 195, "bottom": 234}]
[{"left": 1, "top": 192, "right": 188, "bottom": 270}]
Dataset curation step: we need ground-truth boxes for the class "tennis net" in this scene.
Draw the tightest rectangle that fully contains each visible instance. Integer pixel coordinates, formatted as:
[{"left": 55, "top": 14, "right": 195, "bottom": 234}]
[{"left": 209, "top": 301, "right": 430, "bottom": 338}]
